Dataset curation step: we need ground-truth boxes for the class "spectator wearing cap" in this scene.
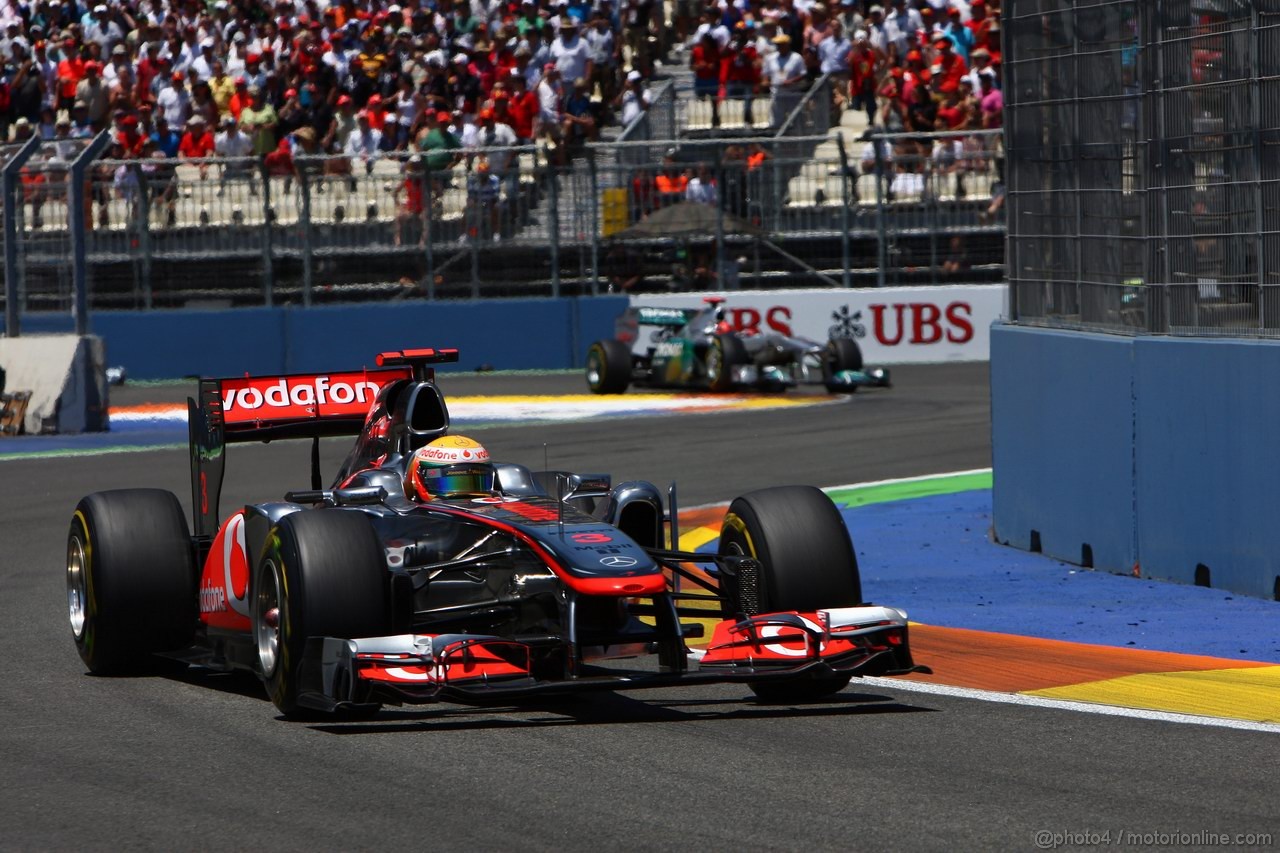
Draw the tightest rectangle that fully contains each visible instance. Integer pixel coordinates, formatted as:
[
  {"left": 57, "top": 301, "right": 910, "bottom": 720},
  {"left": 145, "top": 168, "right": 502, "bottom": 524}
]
[
  {"left": 464, "top": 157, "right": 503, "bottom": 243},
  {"left": 342, "top": 107, "right": 382, "bottom": 176},
  {"left": 156, "top": 70, "right": 191, "bottom": 129},
  {"left": 940, "top": 6, "right": 975, "bottom": 63},
  {"left": 930, "top": 33, "right": 968, "bottom": 95},
  {"left": 101, "top": 43, "right": 129, "bottom": 87},
  {"left": 763, "top": 33, "right": 806, "bottom": 128},
  {"left": 979, "top": 68, "right": 1002, "bottom": 129},
  {"left": 801, "top": 4, "right": 834, "bottom": 75},
  {"left": 227, "top": 76, "right": 251, "bottom": 121},
  {"left": 55, "top": 37, "right": 85, "bottom": 112},
  {"left": 615, "top": 69, "right": 650, "bottom": 127},
  {"left": 550, "top": 19, "right": 591, "bottom": 86},
  {"left": 239, "top": 85, "right": 278, "bottom": 156},
  {"left": 32, "top": 40, "right": 57, "bottom": 112},
  {"left": 215, "top": 113, "right": 256, "bottom": 196},
  {"left": 190, "top": 37, "right": 217, "bottom": 82},
  {"left": 69, "top": 99, "right": 93, "bottom": 137},
  {"left": 394, "top": 153, "right": 429, "bottom": 248},
  {"left": 849, "top": 28, "right": 885, "bottom": 128},
  {"left": 414, "top": 109, "right": 459, "bottom": 199},
  {"left": 83, "top": 4, "right": 125, "bottom": 54},
  {"left": 561, "top": 75, "right": 598, "bottom": 146},
  {"left": 180, "top": 114, "right": 216, "bottom": 180},
  {"left": 863, "top": 5, "right": 889, "bottom": 56},
  {"left": 37, "top": 106, "right": 58, "bottom": 141},
  {"left": 323, "top": 94, "right": 357, "bottom": 157}
]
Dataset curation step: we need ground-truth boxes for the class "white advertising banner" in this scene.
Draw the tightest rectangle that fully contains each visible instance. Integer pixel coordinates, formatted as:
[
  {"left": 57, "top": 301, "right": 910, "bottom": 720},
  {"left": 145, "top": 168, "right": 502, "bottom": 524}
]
[{"left": 628, "top": 285, "right": 1007, "bottom": 363}]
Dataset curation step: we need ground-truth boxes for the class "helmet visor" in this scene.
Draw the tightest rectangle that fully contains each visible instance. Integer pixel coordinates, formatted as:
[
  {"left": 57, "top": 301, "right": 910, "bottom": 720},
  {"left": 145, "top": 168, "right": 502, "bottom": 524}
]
[{"left": 418, "top": 462, "right": 496, "bottom": 497}]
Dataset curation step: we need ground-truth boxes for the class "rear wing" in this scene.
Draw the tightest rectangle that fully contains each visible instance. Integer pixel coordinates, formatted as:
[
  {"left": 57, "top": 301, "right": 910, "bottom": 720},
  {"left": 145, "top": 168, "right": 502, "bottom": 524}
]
[{"left": 188, "top": 349, "right": 458, "bottom": 541}]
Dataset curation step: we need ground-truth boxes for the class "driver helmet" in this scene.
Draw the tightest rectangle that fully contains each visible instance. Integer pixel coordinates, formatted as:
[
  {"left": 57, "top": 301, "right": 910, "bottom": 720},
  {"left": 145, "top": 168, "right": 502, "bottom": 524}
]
[{"left": 406, "top": 435, "right": 497, "bottom": 500}]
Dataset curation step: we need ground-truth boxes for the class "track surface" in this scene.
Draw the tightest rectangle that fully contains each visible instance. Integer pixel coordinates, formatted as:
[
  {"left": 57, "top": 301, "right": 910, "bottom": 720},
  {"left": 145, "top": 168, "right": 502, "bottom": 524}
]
[{"left": 3, "top": 364, "right": 1276, "bottom": 851}]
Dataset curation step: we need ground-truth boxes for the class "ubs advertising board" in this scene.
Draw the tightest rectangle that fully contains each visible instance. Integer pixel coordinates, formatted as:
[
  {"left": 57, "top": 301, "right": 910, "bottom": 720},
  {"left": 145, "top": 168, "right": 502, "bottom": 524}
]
[{"left": 627, "top": 285, "right": 1006, "bottom": 363}]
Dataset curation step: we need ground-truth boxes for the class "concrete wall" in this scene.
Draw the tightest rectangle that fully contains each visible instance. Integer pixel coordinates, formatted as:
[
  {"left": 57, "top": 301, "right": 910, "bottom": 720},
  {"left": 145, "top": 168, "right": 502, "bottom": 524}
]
[
  {"left": 2, "top": 296, "right": 628, "bottom": 379},
  {"left": 992, "top": 323, "right": 1280, "bottom": 600}
]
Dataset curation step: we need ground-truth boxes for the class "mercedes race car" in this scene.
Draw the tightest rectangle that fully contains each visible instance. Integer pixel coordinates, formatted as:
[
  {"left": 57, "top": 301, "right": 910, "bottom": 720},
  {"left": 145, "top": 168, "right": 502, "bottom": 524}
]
[
  {"left": 66, "top": 348, "right": 925, "bottom": 719},
  {"left": 586, "top": 297, "right": 891, "bottom": 394}
]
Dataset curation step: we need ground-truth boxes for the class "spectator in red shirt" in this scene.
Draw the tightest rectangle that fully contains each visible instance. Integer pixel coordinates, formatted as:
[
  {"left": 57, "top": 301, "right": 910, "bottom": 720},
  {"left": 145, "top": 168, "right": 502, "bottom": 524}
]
[
  {"left": 849, "top": 32, "right": 884, "bottom": 128},
  {"left": 930, "top": 35, "right": 968, "bottom": 95},
  {"left": 691, "top": 33, "right": 722, "bottom": 128},
  {"left": 56, "top": 38, "right": 85, "bottom": 112},
  {"left": 116, "top": 114, "right": 147, "bottom": 158},
  {"left": 179, "top": 115, "right": 217, "bottom": 179},
  {"left": 506, "top": 73, "right": 539, "bottom": 142},
  {"left": 723, "top": 25, "right": 761, "bottom": 126}
]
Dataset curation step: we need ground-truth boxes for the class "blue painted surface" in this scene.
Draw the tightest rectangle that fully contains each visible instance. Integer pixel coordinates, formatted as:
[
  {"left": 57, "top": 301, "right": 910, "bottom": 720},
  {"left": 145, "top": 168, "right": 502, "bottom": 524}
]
[
  {"left": 990, "top": 325, "right": 1136, "bottom": 572},
  {"left": 1134, "top": 338, "right": 1280, "bottom": 599},
  {"left": 852, "top": 490, "right": 1280, "bottom": 662},
  {"left": 2, "top": 297, "right": 628, "bottom": 380}
]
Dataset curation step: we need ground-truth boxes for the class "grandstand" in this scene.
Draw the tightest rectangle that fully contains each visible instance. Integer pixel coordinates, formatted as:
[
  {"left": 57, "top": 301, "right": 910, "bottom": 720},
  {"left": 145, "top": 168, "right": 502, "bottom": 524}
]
[{"left": 0, "top": 0, "right": 1007, "bottom": 308}]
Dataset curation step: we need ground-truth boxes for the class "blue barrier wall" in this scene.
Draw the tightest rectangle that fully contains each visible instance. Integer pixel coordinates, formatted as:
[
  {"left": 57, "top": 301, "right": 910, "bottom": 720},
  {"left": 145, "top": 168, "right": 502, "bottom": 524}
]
[
  {"left": 990, "top": 325, "right": 1136, "bottom": 573},
  {"left": 1, "top": 297, "right": 627, "bottom": 379},
  {"left": 1134, "top": 338, "right": 1280, "bottom": 599},
  {"left": 993, "top": 323, "right": 1280, "bottom": 600}
]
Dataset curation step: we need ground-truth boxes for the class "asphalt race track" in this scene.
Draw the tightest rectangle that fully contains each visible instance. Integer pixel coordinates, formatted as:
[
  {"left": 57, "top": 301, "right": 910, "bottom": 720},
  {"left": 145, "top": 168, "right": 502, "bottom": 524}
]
[{"left": 2, "top": 364, "right": 1276, "bottom": 851}]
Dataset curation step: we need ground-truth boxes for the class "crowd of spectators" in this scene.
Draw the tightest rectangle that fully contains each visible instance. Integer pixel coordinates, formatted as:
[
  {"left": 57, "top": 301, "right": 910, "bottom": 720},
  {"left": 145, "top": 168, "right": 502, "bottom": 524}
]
[{"left": 0, "top": 0, "right": 1004, "bottom": 237}]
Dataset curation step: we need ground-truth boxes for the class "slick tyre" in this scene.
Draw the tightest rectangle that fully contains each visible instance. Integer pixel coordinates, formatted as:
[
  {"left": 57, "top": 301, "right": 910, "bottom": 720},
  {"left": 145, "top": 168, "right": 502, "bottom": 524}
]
[
  {"left": 586, "top": 339, "right": 632, "bottom": 394},
  {"left": 823, "top": 337, "right": 864, "bottom": 393},
  {"left": 718, "top": 485, "right": 862, "bottom": 701},
  {"left": 67, "top": 489, "right": 197, "bottom": 674},
  {"left": 706, "top": 334, "right": 748, "bottom": 393},
  {"left": 255, "top": 509, "right": 388, "bottom": 717}
]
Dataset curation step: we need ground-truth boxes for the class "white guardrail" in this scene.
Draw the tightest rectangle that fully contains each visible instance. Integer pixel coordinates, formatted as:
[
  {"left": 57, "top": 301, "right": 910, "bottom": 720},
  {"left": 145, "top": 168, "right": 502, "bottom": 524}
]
[{"left": 627, "top": 285, "right": 1007, "bottom": 364}]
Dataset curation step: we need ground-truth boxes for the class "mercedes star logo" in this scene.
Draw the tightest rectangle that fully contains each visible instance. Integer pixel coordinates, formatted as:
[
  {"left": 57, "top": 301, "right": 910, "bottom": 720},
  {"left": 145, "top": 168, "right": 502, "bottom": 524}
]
[{"left": 599, "top": 555, "right": 638, "bottom": 568}]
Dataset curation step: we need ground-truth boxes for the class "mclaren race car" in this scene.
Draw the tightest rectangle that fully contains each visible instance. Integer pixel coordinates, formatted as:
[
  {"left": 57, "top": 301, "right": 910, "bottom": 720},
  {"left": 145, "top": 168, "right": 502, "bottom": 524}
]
[
  {"left": 66, "top": 348, "right": 925, "bottom": 718},
  {"left": 586, "top": 297, "right": 891, "bottom": 394}
]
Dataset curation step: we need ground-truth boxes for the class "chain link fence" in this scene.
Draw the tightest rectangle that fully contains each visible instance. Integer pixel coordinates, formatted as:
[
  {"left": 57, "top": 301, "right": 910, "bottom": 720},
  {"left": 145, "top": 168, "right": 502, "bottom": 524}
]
[{"left": 1007, "top": 0, "right": 1280, "bottom": 338}]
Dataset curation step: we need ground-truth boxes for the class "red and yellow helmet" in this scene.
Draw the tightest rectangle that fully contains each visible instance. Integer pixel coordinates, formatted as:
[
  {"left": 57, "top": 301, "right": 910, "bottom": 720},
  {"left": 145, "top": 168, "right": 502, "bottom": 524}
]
[{"left": 406, "top": 435, "right": 496, "bottom": 500}]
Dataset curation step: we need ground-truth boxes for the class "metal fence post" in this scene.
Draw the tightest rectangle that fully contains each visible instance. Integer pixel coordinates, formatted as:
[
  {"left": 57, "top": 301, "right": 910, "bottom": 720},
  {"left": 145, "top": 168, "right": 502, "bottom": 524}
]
[
  {"left": 588, "top": 154, "right": 600, "bottom": 296},
  {"left": 300, "top": 165, "right": 313, "bottom": 307},
  {"left": 135, "top": 162, "right": 153, "bottom": 309},
  {"left": 260, "top": 160, "right": 274, "bottom": 306},
  {"left": 68, "top": 131, "right": 112, "bottom": 336},
  {"left": 836, "top": 132, "right": 851, "bottom": 290},
  {"left": 3, "top": 134, "right": 42, "bottom": 336},
  {"left": 424, "top": 169, "right": 435, "bottom": 300},
  {"left": 715, "top": 148, "right": 726, "bottom": 289},
  {"left": 547, "top": 149, "right": 561, "bottom": 298},
  {"left": 872, "top": 131, "right": 887, "bottom": 288}
]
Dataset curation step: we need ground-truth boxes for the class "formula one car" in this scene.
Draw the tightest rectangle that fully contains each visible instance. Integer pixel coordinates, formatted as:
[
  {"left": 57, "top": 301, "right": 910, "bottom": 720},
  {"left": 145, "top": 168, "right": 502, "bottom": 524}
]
[
  {"left": 586, "top": 297, "right": 891, "bottom": 394},
  {"left": 66, "top": 348, "right": 925, "bottom": 718}
]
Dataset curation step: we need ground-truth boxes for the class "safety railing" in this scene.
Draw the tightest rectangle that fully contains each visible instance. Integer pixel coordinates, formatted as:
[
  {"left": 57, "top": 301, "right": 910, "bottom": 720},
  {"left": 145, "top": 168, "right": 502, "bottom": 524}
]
[{"left": 1, "top": 129, "right": 1008, "bottom": 324}]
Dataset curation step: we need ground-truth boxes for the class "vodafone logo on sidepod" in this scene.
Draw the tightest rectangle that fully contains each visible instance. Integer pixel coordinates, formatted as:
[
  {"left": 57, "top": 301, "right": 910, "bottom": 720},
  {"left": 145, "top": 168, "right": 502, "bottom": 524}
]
[{"left": 220, "top": 368, "right": 411, "bottom": 424}]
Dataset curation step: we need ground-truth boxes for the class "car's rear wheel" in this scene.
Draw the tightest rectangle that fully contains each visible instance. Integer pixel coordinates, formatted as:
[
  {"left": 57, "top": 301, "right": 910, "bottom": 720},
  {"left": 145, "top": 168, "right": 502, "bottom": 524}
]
[
  {"left": 67, "top": 489, "right": 196, "bottom": 674},
  {"left": 718, "top": 485, "right": 862, "bottom": 701},
  {"left": 706, "top": 335, "right": 748, "bottom": 392},
  {"left": 586, "top": 339, "right": 632, "bottom": 394},
  {"left": 824, "top": 337, "right": 864, "bottom": 393},
  {"left": 255, "top": 509, "right": 388, "bottom": 717}
]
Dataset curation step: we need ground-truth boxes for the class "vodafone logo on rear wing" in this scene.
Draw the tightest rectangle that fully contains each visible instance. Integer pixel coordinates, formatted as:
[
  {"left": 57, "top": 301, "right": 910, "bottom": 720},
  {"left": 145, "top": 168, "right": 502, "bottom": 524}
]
[{"left": 219, "top": 368, "right": 412, "bottom": 425}]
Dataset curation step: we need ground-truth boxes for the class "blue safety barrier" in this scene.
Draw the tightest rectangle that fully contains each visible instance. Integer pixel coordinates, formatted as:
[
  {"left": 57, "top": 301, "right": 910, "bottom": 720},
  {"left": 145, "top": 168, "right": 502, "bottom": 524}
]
[
  {"left": 1, "top": 296, "right": 628, "bottom": 379},
  {"left": 992, "top": 323, "right": 1280, "bottom": 600}
]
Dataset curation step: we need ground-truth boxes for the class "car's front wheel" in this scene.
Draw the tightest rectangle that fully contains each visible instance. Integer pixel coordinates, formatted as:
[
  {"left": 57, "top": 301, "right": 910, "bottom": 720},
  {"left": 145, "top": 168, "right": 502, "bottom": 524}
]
[
  {"left": 718, "top": 485, "right": 862, "bottom": 701},
  {"left": 255, "top": 509, "right": 388, "bottom": 717},
  {"left": 67, "top": 489, "right": 196, "bottom": 673}
]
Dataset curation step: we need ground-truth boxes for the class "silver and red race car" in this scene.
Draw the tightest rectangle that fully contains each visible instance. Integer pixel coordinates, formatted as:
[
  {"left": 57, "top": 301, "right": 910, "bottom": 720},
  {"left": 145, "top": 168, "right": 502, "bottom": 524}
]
[{"left": 66, "top": 348, "right": 926, "bottom": 718}]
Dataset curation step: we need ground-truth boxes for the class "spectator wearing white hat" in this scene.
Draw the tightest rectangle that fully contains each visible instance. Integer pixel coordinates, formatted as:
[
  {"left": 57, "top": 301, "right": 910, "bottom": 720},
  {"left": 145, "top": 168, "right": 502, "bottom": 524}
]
[
  {"left": 190, "top": 38, "right": 217, "bottom": 82},
  {"left": 615, "top": 69, "right": 649, "bottom": 127},
  {"left": 763, "top": 32, "right": 806, "bottom": 128},
  {"left": 550, "top": 18, "right": 592, "bottom": 85}
]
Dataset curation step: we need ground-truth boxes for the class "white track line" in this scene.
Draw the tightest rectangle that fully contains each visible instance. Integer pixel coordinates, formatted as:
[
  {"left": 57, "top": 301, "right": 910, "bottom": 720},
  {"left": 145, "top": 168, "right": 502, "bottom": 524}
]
[
  {"left": 861, "top": 676, "right": 1280, "bottom": 734},
  {"left": 683, "top": 468, "right": 993, "bottom": 512}
]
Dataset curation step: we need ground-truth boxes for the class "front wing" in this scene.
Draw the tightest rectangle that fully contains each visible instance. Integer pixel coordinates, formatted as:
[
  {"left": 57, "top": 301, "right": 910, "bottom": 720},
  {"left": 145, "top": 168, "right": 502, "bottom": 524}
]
[{"left": 294, "top": 605, "right": 928, "bottom": 712}]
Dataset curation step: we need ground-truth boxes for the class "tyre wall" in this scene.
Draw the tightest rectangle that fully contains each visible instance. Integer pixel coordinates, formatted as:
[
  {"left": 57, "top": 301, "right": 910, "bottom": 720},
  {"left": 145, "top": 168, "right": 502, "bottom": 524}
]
[
  {"left": 6, "top": 296, "right": 627, "bottom": 379},
  {"left": 992, "top": 323, "right": 1280, "bottom": 600}
]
